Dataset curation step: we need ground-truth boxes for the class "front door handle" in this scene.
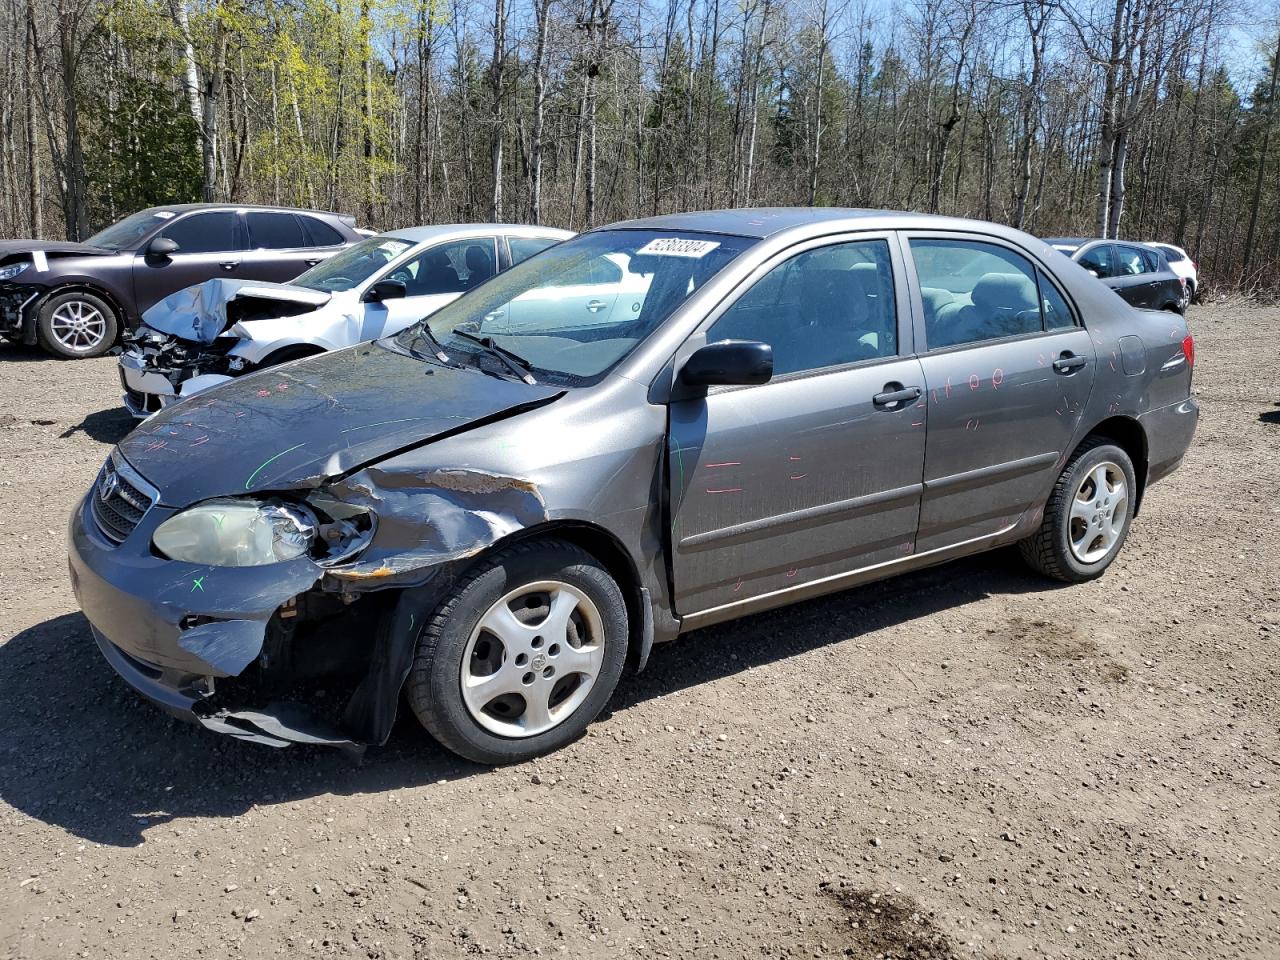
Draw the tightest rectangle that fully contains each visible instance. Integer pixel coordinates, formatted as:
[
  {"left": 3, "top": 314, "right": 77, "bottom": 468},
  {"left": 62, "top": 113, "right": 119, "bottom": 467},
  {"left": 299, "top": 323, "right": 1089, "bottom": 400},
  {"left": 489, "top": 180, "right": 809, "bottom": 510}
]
[
  {"left": 586, "top": 299, "right": 607, "bottom": 313},
  {"left": 304, "top": 258, "right": 322, "bottom": 266},
  {"left": 873, "top": 384, "right": 922, "bottom": 408},
  {"left": 1053, "top": 353, "right": 1088, "bottom": 374},
  {"left": 219, "top": 260, "right": 240, "bottom": 271}
]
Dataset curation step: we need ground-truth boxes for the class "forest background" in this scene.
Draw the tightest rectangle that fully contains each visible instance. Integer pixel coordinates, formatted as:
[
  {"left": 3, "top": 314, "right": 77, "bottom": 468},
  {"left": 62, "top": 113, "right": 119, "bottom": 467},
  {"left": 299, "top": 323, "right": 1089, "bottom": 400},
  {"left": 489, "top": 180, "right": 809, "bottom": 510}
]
[{"left": 2, "top": 0, "right": 1279, "bottom": 293}]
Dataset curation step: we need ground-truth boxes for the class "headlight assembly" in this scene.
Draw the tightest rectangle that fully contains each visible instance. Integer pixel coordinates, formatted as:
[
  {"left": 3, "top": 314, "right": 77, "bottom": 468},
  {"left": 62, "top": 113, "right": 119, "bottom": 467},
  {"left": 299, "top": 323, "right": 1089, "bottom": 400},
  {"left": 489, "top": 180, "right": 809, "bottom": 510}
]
[
  {"left": 153, "top": 499, "right": 317, "bottom": 566},
  {"left": 151, "top": 494, "right": 376, "bottom": 567},
  {"left": 0, "top": 261, "right": 30, "bottom": 282}
]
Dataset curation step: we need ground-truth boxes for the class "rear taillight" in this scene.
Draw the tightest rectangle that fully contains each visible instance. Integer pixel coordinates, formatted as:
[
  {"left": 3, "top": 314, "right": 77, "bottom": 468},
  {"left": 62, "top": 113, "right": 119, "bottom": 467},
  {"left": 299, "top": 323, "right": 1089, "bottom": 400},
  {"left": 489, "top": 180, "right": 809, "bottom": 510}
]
[{"left": 1182, "top": 333, "right": 1195, "bottom": 368}]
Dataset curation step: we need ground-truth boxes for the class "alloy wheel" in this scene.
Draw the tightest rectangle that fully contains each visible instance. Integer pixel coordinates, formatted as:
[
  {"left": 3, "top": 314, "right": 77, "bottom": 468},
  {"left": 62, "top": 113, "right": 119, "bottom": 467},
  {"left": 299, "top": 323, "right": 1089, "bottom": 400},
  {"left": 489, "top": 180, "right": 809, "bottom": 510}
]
[
  {"left": 49, "top": 300, "right": 108, "bottom": 353},
  {"left": 1068, "top": 461, "right": 1128, "bottom": 564},
  {"left": 460, "top": 580, "right": 606, "bottom": 738}
]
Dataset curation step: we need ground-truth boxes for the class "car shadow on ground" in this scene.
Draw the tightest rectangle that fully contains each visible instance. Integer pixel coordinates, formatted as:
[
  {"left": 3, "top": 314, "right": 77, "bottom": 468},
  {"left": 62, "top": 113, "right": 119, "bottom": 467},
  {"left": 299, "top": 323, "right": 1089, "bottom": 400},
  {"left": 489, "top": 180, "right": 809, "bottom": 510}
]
[
  {"left": 0, "top": 550, "right": 1057, "bottom": 848},
  {"left": 0, "top": 343, "right": 51, "bottom": 362},
  {"left": 1260, "top": 403, "right": 1280, "bottom": 426},
  {"left": 58, "top": 407, "right": 136, "bottom": 444}
]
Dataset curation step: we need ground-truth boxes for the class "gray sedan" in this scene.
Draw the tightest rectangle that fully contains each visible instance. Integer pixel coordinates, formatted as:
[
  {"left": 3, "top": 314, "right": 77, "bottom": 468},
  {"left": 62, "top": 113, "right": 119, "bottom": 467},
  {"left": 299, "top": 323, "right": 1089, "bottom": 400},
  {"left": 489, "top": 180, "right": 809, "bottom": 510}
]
[{"left": 68, "top": 209, "right": 1198, "bottom": 763}]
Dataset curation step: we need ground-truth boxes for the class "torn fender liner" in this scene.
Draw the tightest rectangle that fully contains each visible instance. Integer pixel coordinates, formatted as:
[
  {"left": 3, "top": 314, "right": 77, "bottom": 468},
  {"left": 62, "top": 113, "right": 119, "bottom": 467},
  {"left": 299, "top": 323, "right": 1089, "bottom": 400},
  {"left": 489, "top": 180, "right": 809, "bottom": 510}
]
[
  {"left": 118, "top": 343, "right": 562, "bottom": 505},
  {"left": 140, "top": 278, "right": 331, "bottom": 343},
  {"left": 341, "top": 574, "right": 453, "bottom": 745}
]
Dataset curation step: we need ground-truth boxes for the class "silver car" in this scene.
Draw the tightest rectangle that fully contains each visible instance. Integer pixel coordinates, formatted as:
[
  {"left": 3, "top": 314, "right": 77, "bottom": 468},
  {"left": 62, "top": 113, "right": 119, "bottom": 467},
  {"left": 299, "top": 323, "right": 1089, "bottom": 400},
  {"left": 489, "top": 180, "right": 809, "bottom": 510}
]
[
  {"left": 118, "top": 224, "right": 573, "bottom": 416},
  {"left": 69, "top": 209, "right": 1198, "bottom": 763}
]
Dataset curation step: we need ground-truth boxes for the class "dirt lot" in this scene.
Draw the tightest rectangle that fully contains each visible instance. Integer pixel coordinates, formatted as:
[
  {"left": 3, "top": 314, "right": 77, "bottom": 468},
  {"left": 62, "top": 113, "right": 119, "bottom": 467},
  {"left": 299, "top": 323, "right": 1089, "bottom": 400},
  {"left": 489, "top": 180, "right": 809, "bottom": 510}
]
[{"left": 0, "top": 304, "right": 1277, "bottom": 960}]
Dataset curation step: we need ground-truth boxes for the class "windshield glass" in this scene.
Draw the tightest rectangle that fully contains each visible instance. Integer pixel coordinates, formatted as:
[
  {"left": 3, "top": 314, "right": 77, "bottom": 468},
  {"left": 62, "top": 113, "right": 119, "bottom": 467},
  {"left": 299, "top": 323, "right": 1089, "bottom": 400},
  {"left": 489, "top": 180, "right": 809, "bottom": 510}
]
[
  {"left": 86, "top": 211, "right": 171, "bottom": 250},
  {"left": 394, "top": 229, "right": 755, "bottom": 385},
  {"left": 294, "top": 236, "right": 413, "bottom": 292}
]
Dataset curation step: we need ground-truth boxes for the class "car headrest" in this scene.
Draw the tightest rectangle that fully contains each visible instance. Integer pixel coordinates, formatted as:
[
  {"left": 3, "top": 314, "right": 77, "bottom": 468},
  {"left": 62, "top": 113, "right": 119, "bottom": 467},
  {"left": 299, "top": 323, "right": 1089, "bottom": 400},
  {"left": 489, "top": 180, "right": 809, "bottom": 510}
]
[
  {"left": 971, "top": 272, "right": 1037, "bottom": 313},
  {"left": 465, "top": 244, "right": 493, "bottom": 276}
]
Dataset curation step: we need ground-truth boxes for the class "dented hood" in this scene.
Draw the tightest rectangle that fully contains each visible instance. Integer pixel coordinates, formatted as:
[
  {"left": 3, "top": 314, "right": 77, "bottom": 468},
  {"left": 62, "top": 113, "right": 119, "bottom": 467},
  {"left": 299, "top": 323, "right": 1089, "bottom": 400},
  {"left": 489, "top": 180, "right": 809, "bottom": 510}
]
[
  {"left": 141, "top": 278, "right": 332, "bottom": 343},
  {"left": 117, "top": 343, "right": 562, "bottom": 505}
]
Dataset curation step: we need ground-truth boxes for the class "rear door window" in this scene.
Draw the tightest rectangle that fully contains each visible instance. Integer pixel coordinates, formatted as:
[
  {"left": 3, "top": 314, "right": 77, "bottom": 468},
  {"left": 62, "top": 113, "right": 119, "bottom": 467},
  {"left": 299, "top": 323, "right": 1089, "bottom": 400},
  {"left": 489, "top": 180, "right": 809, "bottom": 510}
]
[
  {"left": 509, "top": 236, "right": 560, "bottom": 264},
  {"left": 1114, "top": 245, "right": 1148, "bottom": 276},
  {"left": 299, "top": 216, "right": 345, "bottom": 248},
  {"left": 908, "top": 238, "right": 1043, "bottom": 349},
  {"left": 160, "top": 211, "right": 239, "bottom": 254},
  {"left": 247, "top": 212, "right": 307, "bottom": 250}
]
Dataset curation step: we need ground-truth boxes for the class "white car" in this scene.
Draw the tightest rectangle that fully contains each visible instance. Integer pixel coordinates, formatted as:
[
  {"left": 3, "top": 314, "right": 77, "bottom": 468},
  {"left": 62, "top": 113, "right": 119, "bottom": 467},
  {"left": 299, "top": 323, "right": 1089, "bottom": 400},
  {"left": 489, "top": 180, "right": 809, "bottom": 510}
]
[
  {"left": 119, "top": 224, "right": 573, "bottom": 417},
  {"left": 1145, "top": 242, "right": 1199, "bottom": 300}
]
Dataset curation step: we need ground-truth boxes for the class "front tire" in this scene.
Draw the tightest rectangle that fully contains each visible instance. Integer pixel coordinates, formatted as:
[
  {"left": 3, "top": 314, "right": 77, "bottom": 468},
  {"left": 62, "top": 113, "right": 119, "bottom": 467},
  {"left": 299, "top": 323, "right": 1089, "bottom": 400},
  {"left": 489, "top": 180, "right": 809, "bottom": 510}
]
[
  {"left": 405, "top": 539, "right": 628, "bottom": 764},
  {"left": 36, "top": 290, "right": 119, "bottom": 358},
  {"left": 1019, "top": 438, "right": 1137, "bottom": 583}
]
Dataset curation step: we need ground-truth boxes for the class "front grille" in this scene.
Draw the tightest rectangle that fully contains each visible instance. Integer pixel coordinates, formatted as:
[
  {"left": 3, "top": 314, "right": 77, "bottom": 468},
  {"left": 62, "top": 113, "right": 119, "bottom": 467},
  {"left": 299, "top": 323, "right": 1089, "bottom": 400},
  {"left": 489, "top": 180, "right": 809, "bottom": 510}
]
[{"left": 90, "top": 456, "right": 157, "bottom": 545}]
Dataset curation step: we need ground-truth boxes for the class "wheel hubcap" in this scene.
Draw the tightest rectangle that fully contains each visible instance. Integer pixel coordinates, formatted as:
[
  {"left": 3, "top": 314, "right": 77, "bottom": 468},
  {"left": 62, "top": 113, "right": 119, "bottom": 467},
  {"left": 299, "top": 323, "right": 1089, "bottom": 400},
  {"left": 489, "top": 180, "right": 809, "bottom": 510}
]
[
  {"left": 50, "top": 301, "right": 107, "bottom": 351},
  {"left": 1068, "top": 461, "right": 1128, "bottom": 564},
  {"left": 460, "top": 580, "right": 605, "bottom": 738}
]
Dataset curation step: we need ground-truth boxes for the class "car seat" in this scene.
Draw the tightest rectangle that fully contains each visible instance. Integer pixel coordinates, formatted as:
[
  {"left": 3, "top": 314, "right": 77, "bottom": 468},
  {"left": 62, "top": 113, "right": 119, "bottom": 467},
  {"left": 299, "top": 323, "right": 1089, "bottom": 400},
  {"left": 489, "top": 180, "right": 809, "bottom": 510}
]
[
  {"left": 931, "top": 273, "right": 1038, "bottom": 347},
  {"left": 464, "top": 244, "right": 495, "bottom": 287},
  {"left": 412, "top": 250, "right": 460, "bottom": 295}
]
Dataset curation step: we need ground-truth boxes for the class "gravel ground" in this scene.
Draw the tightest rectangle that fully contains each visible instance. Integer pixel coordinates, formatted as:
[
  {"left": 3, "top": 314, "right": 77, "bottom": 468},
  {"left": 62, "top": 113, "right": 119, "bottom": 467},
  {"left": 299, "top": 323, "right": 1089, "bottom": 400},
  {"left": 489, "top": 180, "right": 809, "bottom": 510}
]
[{"left": 0, "top": 303, "right": 1277, "bottom": 960}]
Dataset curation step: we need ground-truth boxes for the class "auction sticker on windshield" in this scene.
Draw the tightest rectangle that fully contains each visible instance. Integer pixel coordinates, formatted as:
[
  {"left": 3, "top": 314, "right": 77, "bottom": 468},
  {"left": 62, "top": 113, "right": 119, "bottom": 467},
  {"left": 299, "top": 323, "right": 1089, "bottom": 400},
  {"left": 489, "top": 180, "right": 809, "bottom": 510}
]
[{"left": 636, "top": 238, "right": 721, "bottom": 258}]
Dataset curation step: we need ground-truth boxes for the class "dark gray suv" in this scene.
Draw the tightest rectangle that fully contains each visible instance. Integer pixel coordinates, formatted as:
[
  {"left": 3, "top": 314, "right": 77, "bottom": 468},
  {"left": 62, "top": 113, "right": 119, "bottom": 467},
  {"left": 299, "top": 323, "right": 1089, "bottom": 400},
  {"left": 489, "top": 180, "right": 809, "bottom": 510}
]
[{"left": 0, "top": 204, "right": 364, "bottom": 358}]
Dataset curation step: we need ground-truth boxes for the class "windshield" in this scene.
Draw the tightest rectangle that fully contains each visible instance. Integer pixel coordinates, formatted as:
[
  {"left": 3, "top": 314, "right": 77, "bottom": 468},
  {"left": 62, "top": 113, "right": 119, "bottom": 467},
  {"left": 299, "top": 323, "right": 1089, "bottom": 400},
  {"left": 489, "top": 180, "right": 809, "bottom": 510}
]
[
  {"left": 294, "top": 236, "right": 413, "bottom": 292},
  {"left": 85, "top": 211, "right": 172, "bottom": 250},
  {"left": 394, "top": 229, "right": 755, "bottom": 385}
]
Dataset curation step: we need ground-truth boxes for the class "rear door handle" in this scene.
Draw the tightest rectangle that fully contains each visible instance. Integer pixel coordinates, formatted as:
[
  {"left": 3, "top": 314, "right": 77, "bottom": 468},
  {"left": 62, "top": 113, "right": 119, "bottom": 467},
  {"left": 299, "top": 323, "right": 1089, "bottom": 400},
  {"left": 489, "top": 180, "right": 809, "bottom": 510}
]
[
  {"left": 873, "top": 385, "right": 922, "bottom": 407},
  {"left": 1053, "top": 353, "right": 1087, "bottom": 374},
  {"left": 219, "top": 260, "right": 240, "bottom": 271},
  {"left": 304, "top": 258, "right": 322, "bottom": 266},
  {"left": 586, "top": 299, "right": 607, "bottom": 313}
]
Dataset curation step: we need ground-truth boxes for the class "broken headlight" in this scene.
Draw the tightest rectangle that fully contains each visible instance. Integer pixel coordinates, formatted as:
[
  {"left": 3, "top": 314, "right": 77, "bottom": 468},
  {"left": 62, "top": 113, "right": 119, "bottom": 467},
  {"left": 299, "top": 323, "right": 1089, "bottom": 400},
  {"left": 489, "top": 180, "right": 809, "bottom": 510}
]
[
  {"left": 152, "top": 494, "right": 376, "bottom": 567},
  {"left": 0, "top": 261, "right": 30, "bottom": 282},
  {"left": 153, "top": 500, "right": 317, "bottom": 566}
]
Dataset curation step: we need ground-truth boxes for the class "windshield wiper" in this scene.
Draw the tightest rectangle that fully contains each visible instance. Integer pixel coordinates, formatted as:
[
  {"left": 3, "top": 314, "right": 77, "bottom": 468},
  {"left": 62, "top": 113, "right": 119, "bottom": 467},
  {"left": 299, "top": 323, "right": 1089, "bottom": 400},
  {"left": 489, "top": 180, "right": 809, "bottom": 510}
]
[
  {"left": 451, "top": 331, "right": 538, "bottom": 385},
  {"left": 405, "top": 324, "right": 461, "bottom": 368}
]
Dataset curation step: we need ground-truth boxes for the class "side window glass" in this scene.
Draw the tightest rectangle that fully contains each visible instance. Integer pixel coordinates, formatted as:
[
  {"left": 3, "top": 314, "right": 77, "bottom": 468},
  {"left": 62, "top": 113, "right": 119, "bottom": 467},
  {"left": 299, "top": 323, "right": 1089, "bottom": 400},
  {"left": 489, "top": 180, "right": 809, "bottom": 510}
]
[
  {"left": 385, "top": 238, "right": 497, "bottom": 296},
  {"left": 909, "top": 238, "right": 1042, "bottom": 349},
  {"left": 160, "top": 212, "right": 238, "bottom": 254},
  {"left": 247, "top": 212, "right": 306, "bottom": 250},
  {"left": 509, "top": 236, "right": 559, "bottom": 265},
  {"left": 1077, "top": 244, "right": 1115, "bottom": 279},
  {"left": 299, "top": 216, "right": 345, "bottom": 248},
  {"left": 1140, "top": 248, "right": 1162, "bottom": 272},
  {"left": 1038, "top": 271, "right": 1076, "bottom": 330},
  {"left": 1115, "top": 246, "right": 1146, "bottom": 276},
  {"left": 707, "top": 238, "right": 898, "bottom": 377}
]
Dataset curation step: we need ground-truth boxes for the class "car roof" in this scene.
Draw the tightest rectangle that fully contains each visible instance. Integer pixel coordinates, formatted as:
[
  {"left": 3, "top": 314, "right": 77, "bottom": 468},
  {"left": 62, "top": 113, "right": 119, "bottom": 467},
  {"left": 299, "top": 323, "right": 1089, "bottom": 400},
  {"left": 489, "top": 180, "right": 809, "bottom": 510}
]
[
  {"left": 138, "top": 203, "right": 355, "bottom": 219},
  {"left": 603, "top": 207, "right": 1029, "bottom": 241},
  {"left": 1044, "top": 237, "right": 1091, "bottom": 247},
  {"left": 382, "top": 224, "right": 576, "bottom": 244}
]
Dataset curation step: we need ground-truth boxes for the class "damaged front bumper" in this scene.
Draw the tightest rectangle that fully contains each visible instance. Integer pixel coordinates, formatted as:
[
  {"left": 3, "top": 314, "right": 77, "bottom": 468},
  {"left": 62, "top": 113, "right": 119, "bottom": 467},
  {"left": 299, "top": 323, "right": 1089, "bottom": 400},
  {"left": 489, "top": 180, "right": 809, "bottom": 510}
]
[
  {"left": 119, "top": 337, "right": 237, "bottom": 419},
  {"left": 68, "top": 488, "right": 363, "bottom": 748},
  {"left": 0, "top": 284, "right": 42, "bottom": 343}
]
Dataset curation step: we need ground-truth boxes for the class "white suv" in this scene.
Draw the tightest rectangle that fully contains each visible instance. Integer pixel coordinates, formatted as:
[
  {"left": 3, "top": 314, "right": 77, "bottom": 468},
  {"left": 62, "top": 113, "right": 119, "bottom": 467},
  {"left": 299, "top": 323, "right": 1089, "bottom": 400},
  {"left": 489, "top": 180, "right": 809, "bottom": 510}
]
[{"left": 1145, "top": 242, "right": 1199, "bottom": 301}]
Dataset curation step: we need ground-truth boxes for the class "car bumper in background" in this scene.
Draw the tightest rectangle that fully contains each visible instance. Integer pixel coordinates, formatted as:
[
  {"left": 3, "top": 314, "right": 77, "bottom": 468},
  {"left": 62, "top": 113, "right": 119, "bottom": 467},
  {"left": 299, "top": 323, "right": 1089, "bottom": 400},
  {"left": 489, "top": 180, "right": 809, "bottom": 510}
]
[{"left": 118, "top": 350, "right": 175, "bottom": 418}]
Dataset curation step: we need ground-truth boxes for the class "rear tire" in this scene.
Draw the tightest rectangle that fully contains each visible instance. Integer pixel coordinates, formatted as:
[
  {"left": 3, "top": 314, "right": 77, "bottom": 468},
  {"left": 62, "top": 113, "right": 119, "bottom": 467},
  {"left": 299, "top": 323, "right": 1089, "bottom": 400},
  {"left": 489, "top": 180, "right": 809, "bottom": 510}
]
[
  {"left": 405, "top": 539, "right": 628, "bottom": 764},
  {"left": 36, "top": 290, "right": 119, "bottom": 359},
  {"left": 1019, "top": 437, "right": 1137, "bottom": 583}
]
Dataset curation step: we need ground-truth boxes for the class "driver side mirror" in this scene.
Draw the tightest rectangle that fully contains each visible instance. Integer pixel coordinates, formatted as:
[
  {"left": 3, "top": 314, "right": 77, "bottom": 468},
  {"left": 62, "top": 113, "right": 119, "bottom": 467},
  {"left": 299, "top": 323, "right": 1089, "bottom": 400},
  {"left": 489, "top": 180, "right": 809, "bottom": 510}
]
[
  {"left": 364, "top": 279, "right": 407, "bottom": 303},
  {"left": 148, "top": 236, "right": 179, "bottom": 258},
  {"left": 678, "top": 340, "right": 773, "bottom": 389}
]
